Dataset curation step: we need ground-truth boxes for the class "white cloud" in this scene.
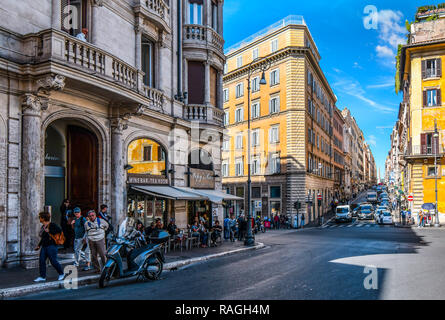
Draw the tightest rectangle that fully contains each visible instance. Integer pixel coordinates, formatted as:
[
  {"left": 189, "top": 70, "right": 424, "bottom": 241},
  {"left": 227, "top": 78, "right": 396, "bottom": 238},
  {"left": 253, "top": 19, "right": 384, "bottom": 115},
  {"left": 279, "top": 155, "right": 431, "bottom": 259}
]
[
  {"left": 332, "top": 71, "right": 396, "bottom": 114},
  {"left": 368, "top": 9, "right": 407, "bottom": 66},
  {"left": 353, "top": 62, "right": 363, "bottom": 69},
  {"left": 376, "top": 45, "right": 394, "bottom": 58},
  {"left": 367, "top": 135, "right": 377, "bottom": 147}
]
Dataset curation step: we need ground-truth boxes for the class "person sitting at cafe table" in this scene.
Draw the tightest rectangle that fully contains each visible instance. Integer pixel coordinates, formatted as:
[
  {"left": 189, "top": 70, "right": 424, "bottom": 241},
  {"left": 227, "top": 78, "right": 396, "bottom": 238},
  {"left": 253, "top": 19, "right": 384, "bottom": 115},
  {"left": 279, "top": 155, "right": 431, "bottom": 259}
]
[
  {"left": 145, "top": 222, "right": 155, "bottom": 239},
  {"left": 210, "top": 220, "right": 223, "bottom": 247},
  {"left": 191, "top": 221, "right": 200, "bottom": 238},
  {"left": 167, "top": 218, "right": 179, "bottom": 236}
]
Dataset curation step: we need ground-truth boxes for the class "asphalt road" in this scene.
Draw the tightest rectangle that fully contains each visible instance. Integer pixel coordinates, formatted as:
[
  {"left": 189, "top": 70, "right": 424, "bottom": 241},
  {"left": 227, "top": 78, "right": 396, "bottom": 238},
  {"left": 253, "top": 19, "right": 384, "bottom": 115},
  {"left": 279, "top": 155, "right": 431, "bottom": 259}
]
[{"left": 19, "top": 190, "right": 445, "bottom": 300}]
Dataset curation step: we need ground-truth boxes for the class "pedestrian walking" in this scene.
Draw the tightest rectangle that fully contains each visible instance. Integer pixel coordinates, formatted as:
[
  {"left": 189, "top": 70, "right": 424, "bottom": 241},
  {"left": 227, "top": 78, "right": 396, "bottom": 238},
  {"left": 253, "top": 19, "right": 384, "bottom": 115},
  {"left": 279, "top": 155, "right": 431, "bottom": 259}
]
[
  {"left": 59, "top": 199, "right": 73, "bottom": 250},
  {"left": 300, "top": 213, "right": 305, "bottom": 228},
  {"left": 274, "top": 214, "right": 280, "bottom": 230},
  {"left": 71, "top": 207, "right": 91, "bottom": 271},
  {"left": 98, "top": 204, "right": 113, "bottom": 245},
  {"left": 223, "top": 215, "right": 230, "bottom": 240},
  {"left": 34, "top": 211, "right": 66, "bottom": 282},
  {"left": 85, "top": 210, "right": 109, "bottom": 273},
  {"left": 401, "top": 210, "right": 406, "bottom": 225},
  {"left": 418, "top": 210, "right": 424, "bottom": 228}
]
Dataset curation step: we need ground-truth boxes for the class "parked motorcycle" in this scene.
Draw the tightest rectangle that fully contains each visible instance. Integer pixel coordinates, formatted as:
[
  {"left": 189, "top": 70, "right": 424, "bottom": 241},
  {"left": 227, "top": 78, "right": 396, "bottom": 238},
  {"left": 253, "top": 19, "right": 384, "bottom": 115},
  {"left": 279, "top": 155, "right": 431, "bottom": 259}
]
[{"left": 98, "top": 229, "right": 169, "bottom": 288}]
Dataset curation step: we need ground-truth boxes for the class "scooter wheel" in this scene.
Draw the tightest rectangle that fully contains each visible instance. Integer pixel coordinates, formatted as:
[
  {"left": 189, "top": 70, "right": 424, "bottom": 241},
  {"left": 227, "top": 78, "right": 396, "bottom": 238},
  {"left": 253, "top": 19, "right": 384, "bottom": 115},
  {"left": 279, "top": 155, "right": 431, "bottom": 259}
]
[
  {"left": 98, "top": 264, "right": 115, "bottom": 288},
  {"left": 144, "top": 256, "right": 163, "bottom": 280}
]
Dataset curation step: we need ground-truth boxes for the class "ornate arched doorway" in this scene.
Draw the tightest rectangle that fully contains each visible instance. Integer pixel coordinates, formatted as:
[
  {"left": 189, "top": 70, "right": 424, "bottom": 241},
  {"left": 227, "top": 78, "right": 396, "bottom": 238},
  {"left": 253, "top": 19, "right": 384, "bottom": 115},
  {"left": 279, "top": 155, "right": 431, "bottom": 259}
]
[{"left": 44, "top": 119, "right": 99, "bottom": 223}]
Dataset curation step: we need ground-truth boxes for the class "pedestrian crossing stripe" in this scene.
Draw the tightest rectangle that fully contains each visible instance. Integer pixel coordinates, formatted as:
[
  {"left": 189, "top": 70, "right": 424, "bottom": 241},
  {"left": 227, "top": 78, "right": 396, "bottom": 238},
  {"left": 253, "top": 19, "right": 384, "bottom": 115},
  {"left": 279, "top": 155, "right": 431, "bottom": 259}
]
[{"left": 320, "top": 223, "right": 389, "bottom": 229}]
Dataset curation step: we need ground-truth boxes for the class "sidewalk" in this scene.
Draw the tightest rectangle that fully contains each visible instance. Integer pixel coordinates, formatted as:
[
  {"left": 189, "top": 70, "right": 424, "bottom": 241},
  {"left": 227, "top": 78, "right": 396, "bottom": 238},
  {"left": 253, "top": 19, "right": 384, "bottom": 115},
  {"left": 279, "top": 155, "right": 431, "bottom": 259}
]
[{"left": 0, "top": 240, "right": 264, "bottom": 298}]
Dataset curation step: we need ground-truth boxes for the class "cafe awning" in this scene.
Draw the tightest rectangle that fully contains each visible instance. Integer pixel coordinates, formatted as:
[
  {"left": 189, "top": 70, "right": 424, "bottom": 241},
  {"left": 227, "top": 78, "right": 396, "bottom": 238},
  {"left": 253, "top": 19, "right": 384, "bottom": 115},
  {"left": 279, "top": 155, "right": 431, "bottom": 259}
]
[
  {"left": 130, "top": 185, "right": 207, "bottom": 201},
  {"left": 175, "top": 187, "right": 243, "bottom": 204}
]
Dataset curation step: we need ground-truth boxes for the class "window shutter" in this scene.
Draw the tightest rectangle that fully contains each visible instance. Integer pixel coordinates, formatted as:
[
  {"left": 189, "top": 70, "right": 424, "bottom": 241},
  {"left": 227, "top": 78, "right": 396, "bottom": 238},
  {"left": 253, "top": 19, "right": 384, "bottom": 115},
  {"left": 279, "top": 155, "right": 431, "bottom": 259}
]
[
  {"left": 421, "top": 133, "right": 427, "bottom": 155},
  {"left": 438, "top": 58, "right": 442, "bottom": 77},
  {"left": 276, "top": 156, "right": 281, "bottom": 173},
  {"left": 422, "top": 60, "right": 426, "bottom": 79},
  {"left": 437, "top": 89, "right": 441, "bottom": 106},
  {"left": 423, "top": 90, "right": 427, "bottom": 107}
]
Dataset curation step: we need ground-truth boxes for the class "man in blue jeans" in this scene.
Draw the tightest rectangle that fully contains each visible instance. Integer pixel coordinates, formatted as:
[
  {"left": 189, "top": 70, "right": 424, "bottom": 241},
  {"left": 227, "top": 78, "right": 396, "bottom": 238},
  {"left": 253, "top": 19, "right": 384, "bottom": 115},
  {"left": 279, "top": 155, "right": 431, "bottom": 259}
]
[{"left": 34, "top": 211, "right": 66, "bottom": 282}]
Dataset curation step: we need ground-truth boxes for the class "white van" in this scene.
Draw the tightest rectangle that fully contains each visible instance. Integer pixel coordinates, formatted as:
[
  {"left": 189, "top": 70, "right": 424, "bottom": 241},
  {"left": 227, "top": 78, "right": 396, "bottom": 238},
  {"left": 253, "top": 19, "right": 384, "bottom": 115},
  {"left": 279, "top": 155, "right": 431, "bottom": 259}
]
[{"left": 335, "top": 205, "right": 352, "bottom": 223}]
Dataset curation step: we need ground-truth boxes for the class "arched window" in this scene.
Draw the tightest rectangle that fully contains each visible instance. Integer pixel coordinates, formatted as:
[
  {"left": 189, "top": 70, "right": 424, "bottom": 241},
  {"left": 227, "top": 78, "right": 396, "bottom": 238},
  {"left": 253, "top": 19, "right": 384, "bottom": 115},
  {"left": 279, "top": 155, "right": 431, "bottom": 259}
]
[
  {"left": 188, "top": 149, "right": 213, "bottom": 171},
  {"left": 128, "top": 138, "right": 166, "bottom": 176}
]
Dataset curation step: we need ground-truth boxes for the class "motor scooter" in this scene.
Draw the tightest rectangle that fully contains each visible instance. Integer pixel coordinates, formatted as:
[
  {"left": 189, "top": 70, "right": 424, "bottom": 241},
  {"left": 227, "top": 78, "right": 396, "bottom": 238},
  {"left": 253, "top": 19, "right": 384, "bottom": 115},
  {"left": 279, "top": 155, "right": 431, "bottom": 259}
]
[{"left": 98, "top": 229, "right": 168, "bottom": 288}]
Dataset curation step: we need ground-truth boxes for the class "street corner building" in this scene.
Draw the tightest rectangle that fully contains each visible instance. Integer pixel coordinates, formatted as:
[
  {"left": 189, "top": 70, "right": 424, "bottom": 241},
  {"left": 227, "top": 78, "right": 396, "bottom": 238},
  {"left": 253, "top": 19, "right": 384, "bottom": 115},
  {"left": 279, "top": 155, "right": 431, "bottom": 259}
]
[
  {"left": 220, "top": 16, "right": 377, "bottom": 225},
  {"left": 0, "top": 0, "right": 230, "bottom": 268},
  {"left": 388, "top": 7, "right": 445, "bottom": 218}
]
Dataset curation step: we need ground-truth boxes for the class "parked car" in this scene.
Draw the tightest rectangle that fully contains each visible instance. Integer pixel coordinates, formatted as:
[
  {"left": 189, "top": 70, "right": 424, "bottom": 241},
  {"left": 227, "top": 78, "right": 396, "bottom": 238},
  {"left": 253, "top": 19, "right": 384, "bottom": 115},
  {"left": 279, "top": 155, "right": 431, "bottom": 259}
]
[{"left": 335, "top": 205, "right": 352, "bottom": 223}]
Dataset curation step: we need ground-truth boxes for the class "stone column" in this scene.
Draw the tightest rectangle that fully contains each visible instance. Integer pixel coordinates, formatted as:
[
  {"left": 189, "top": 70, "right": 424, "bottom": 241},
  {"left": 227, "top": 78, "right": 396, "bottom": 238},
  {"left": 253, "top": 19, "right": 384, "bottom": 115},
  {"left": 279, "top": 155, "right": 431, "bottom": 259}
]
[
  {"left": 217, "top": 71, "right": 223, "bottom": 109},
  {"left": 91, "top": 0, "right": 104, "bottom": 45},
  {"left": 110, "top": 118, "right": 127, "bottom": 227},
  {"left": 52, "top": 0, "right": 62, "bottom": 30},
  {"left": 20, "top": 94, "right": 46, "bottom": 268},
  {"left": 135, "top": 25, "right": 142, "bottom": 70},
  {"left": 204, "top": 61, "right": 210, "bottom": 105}
]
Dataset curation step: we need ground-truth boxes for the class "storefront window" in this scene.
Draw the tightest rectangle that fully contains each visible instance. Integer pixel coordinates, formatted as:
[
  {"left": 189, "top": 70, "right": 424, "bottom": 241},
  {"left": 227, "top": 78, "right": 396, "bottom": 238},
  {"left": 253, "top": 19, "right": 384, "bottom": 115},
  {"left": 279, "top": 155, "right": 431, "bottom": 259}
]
[
  {"left": 127, "top": 138, "right": 166, "bottom": 175},
  {"left": 270, "top": 201, "right": 281, "bottom": 217}
]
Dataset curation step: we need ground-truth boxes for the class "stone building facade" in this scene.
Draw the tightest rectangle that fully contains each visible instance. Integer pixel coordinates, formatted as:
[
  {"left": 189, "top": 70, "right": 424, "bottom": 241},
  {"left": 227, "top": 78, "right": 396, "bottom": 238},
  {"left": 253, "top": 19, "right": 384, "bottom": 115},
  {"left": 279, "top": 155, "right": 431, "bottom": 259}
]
[
  {"left": 0, "top": 0, "right": 226, "bottom": 268},
  {"left": 222, "top": 16, "right": 337, "bottom": 225}
]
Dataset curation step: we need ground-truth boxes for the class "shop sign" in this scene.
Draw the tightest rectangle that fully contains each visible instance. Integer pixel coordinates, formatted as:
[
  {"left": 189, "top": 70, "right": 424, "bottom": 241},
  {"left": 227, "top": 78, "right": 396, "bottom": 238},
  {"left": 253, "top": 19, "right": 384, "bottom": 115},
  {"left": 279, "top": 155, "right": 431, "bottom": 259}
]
[
  {"left": 189, "top": 168, "right": 215, "bottom": 189},
  {"left": 127, "top": 173, "right": 168, "bottom": 185}
]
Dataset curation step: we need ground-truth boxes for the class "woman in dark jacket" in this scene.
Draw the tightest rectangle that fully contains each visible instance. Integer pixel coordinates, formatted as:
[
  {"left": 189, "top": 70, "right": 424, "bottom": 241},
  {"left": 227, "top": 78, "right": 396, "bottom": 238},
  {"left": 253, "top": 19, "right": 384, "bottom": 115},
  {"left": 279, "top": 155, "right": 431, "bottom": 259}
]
[
  {"left": 60, "top": 199, "right": 73, "bottom": 249},
  {"left": 34, "top": 211, "right": 66, "bottom": 282}
]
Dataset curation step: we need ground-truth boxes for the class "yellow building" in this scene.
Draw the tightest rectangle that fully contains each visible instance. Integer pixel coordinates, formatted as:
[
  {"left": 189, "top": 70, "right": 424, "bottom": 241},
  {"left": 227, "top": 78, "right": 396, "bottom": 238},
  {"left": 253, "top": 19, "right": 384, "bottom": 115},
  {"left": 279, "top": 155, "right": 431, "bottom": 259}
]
[
  {"left": 399, "top": 11, "right": 445, "bottom": 215},
  {"left": 222, "top": 16, "right": 337, "bottom": 224}
]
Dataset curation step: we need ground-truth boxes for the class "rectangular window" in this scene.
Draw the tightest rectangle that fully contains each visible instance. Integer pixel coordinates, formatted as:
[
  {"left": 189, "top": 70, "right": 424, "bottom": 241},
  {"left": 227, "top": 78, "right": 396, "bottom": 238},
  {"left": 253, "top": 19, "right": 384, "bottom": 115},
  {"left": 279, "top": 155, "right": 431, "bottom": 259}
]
[
  {"left": 188, "top": 2, "right": 203, "bottom": 24},
  {"left": 252, "top": 187, "right": 261, "bottom": 198},
  {"left": 252, "top": 156, "right": 261, "bottom": 175},
  {"left": 252, "top": 48, "right": 259, "bottom": 60},
  {"left": 236, "top": 83, "right": 244, "bottom": 98},
  {"left": 236, "top": 56, "right": 243, "bottom": 68},
  {"left": 235, "top": 134, "right": 243, "bottom": 149},
  {"left": 424, "top": 89, "right": 441, "bottom": 107},
  {"left": 223, "top": 88, "right": 229, "bottom": 102},
  {"left": 252, "top": 129, "right": 260, "bottom": 146},
  {"left": 271, "top": 39, "right": 278, "bottom": 53},
  {"left": 222, "top": 138, "right": 230, "bottom": 151},
  {"left": 252, "top": 101, "right": 260, "bottom": 119},
  {"left": 423, "top": 58, "right": 442, "bottom": 78},
  {"left": 270, "top": 69, "right": 280, "bottom": 86},
  {"left": 252, "top": 77, "right": 260, "bottom": 92},
  {"left": 269, "top": 96, "right": 280, "bottom": 114},
  {"left": 270, "top": 185, "right": 281, "bottom": 198},
  {"left": 211, "top": 2, "right": 218, "bottom": 31},
  {"left": 269, "top": 125, "right": 279, "bottom": 143},
  {"left": 224, "top": 63, "right": 228, "bottom": 74},
  {"left": 222, "top": 161, "right": 229, "bottom": 177},
  {"left": 427, "top": 166, "right": 438, "bottom": 177},
  {"left": 235, "top": 107, "right": 244, "bottom": 122},
  {"left": 143, "top": 145, "right": 152, "bottom": 161},
  {"left": 141, "top": 37, "right": 155, "bottom": 87},
  {"left": 224, "top": 111, "right": 229, "bottom": 126},
  {"left": 235, "top": 158, "right": 244, "bottom": 176}
]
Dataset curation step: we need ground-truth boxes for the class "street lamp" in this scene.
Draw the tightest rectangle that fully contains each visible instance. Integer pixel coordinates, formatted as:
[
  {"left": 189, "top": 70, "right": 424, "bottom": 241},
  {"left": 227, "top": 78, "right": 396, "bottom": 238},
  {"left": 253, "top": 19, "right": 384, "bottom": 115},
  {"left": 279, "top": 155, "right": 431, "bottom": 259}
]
[
  {"left": 434, "top": 119, "right": 440, "bottom": 227},
  {"left": 245, "top": 57, "right": 271, "bottom": 246}
]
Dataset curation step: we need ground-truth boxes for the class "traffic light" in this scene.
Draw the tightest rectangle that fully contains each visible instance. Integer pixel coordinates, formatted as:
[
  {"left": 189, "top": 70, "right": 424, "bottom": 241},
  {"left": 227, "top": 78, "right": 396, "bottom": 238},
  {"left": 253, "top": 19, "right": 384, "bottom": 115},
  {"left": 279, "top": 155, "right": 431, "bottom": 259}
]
[{"left": 294, "top": 201, "right": 301, "bottom": 210}]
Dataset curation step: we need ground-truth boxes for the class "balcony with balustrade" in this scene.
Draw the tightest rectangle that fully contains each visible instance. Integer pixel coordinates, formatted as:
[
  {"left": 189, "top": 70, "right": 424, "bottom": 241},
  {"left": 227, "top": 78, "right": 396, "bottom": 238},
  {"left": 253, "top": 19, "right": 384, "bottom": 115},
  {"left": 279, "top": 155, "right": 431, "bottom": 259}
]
[
  {"left": 133, "top": 0, "right": 171, "bottom": 32},
  {"left": 183, "top": 24, "right": 225, "bottom": 58},
  {"left": 6, "top": 28, "right": 165, "bottom": 113},
  {"left": 183, "top": 104, "right": 224, "bottom": 126},
  {"left": 404, "top": 141, "right": 444, "bottom": 160}
]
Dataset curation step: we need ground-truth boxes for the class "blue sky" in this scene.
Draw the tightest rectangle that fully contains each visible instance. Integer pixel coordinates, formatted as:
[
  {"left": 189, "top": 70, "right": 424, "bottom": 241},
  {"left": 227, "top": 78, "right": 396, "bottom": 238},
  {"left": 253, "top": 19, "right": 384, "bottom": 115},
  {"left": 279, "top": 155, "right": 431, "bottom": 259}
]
[{"left": 223, "top": 0, "right": 431, "bottom": 178}]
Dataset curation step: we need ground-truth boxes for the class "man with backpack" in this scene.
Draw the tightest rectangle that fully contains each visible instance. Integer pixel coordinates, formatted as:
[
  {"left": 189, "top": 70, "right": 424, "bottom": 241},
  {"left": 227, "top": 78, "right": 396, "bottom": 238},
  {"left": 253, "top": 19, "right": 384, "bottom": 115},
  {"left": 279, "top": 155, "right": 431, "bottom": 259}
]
[
  {"left": 71, "top": 207, "right": 91, "bottom": 271},
  {"left": 85, "top": 210, "right": 109, "bottom": 273},
  {"left": 34, "top": 211, "right": 66, "bottom": 282}
]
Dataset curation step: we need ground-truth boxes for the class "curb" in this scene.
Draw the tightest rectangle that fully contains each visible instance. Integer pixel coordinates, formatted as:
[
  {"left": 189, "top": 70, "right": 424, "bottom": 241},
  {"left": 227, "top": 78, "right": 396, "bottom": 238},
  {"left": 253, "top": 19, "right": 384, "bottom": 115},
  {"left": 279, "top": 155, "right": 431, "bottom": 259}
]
[{"left": 0, "top": 242, "right": 265, "bottom": 299}]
